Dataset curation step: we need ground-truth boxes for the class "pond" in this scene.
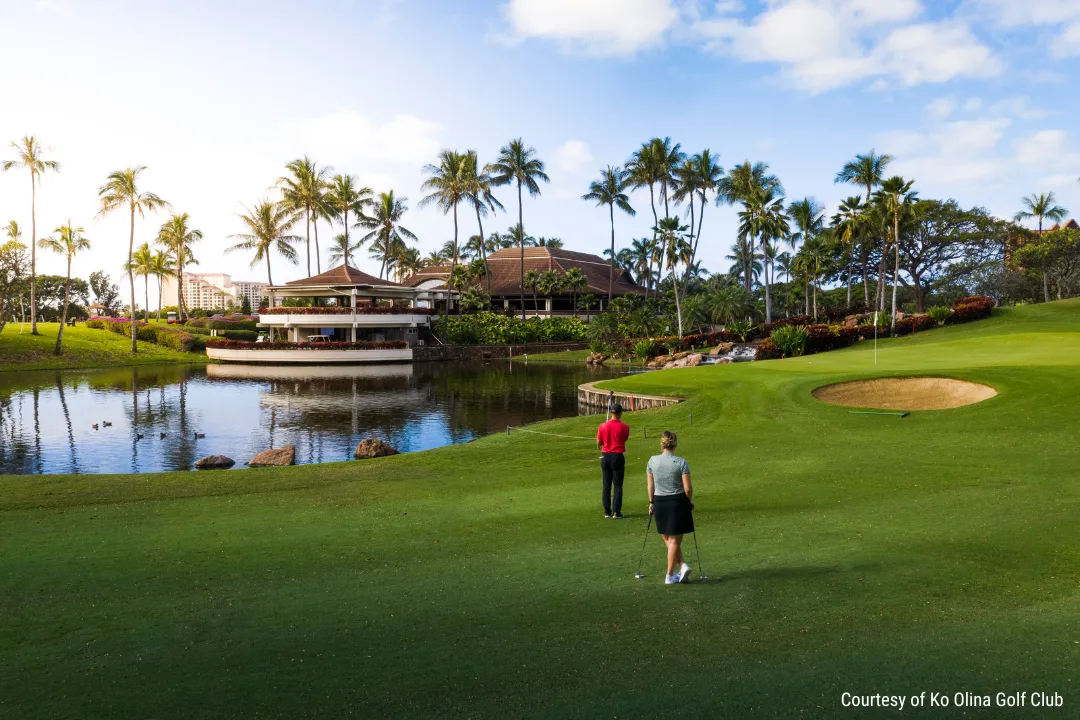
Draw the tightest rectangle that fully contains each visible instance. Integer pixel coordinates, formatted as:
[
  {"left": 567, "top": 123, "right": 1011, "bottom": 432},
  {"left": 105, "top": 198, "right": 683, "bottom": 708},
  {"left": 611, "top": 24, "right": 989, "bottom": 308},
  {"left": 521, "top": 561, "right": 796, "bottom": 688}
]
[{"left": 0, "top": 361, "right": 626, "bottom": 475}]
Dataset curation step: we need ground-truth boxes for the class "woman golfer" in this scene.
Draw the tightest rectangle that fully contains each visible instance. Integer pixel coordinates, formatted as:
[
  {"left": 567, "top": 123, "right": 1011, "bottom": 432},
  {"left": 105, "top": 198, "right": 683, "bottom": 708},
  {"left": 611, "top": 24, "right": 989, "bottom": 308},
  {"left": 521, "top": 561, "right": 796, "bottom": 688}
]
[{"left": 647, "top": 431, "right": 694, "bottom": 584}]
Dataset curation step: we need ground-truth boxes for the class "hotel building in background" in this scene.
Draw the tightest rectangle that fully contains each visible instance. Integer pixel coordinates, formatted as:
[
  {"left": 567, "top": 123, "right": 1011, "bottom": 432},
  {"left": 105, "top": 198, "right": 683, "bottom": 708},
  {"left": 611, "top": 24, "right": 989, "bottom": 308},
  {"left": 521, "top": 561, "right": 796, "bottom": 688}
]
[{"left": 161, "top": 273, "right": 269, "bottom": 311}]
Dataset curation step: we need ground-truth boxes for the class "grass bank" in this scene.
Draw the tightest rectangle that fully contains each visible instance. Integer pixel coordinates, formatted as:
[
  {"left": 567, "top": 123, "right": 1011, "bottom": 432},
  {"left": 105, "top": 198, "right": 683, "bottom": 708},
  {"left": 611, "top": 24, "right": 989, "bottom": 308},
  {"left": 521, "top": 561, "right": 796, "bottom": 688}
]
[
  {"left": 2, "top": 301, "right": 1079, "bottom": 718},
  {"left": 0, "top": 322, "right": 207, "bottom": 372}
]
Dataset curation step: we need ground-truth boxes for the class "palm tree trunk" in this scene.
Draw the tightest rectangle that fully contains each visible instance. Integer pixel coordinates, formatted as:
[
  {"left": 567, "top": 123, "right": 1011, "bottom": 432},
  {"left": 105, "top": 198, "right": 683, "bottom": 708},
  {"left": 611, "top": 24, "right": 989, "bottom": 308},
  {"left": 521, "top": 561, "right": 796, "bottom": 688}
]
[
  {"left": 29, "top": 173, "right": 39, "bottom": 335},
  {"left": 1042, "top": 270, "right": 1050, "bottom": 303},
  {"left": 157, "top": 276, "right": 162, "bottom": 321},
  {"left": 682, "top": 196, "right": 696, "bottom": 289},
  {"left": 313, "top": 215, "right": 322, "bottom": 275},
  {"left": 54, "top": 255, "right": 70, "bottom": 355},
  {"left": 144, "top": 275, "right": 150, "bottom": 323},
  {"left": 608, "top": 202, "right": 615, "bottom": 303},
  {"left": 518, "top": 181, "right": 525, "bottom": 321},
  {"left": 647, "top": 184, "right": 658, "bottom": 299},
  {"left": 846, "top": 265, "right": 852, "bottom": 308},
  {"left": 804, "top": 278, "right": 809, "bottom": 315},
  {"left": 689, "top": 193, "right": 706, "bottom": 284},
  {"left": 672, "top": 266, "right": 684, "bottom": 339},
  {"left": 266, "top": 253, "right": 273, "bottom": 286},
  {"left": 304, "top": 210, "right": 311, "bottom": 277},
  {"left": 444, "top": 203, "right": 458, "bottom": 343},
  {"left": 177, "top": 247, "right": 186, "bottom": 320},
  {"left": 763, "top": 238, "right": 772, "bottom": 324},
  {"left": 475, "top": 204, "right": 491, "bottom": 296},
  {"left": 128, "top": 203, "right": 137, "bottom": 353},
  {"left": 890, "top": 212, "right": 900, "bottom": 334}
]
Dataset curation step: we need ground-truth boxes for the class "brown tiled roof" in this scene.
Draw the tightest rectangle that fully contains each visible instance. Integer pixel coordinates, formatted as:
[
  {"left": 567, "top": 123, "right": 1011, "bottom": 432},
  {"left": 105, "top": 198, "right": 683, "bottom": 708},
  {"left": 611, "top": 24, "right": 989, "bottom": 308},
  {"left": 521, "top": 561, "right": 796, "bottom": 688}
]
[
  {"left": 1043, "top": 219, "right": 1079, "bottom": 233},
  {"left": 402, "top": 247, "right": 642, "bottom": 296},
  {"left": 285, "top": 264, "right": 402, "bottom": 287}
]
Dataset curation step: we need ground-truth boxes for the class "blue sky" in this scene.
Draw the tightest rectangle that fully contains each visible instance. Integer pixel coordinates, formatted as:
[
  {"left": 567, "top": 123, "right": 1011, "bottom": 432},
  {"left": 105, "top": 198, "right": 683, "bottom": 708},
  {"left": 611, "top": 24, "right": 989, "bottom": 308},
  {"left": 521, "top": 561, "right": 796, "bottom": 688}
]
[{"left": 1, "top": 0, "right": 1078, "bottom": 290}]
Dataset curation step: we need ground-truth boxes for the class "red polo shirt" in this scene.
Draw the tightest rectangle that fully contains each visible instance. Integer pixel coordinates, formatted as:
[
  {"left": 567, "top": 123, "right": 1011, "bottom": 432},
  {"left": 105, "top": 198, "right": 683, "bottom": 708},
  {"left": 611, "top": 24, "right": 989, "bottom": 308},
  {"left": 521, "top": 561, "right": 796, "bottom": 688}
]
[{"left": 597, "top": 418, "right": 629, "bottom": 454}]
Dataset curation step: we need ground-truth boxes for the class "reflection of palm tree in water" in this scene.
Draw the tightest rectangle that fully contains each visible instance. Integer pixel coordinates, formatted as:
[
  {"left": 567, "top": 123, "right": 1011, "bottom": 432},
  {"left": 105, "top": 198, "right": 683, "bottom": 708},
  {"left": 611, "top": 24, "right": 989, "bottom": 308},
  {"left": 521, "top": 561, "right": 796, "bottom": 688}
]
[{"left": 56, "top": 374, "right": 77, "bottom": 472}]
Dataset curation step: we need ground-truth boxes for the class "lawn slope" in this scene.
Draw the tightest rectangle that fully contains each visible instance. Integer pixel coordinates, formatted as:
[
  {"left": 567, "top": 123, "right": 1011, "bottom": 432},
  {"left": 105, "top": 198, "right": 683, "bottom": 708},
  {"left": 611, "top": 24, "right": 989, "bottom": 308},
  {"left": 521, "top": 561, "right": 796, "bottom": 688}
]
[
  {"left": 0, "top": 322, "right": 206, "bottom": 372},
  {"left": 1, "top": 301, "right": 1079, "bottom": 719}
]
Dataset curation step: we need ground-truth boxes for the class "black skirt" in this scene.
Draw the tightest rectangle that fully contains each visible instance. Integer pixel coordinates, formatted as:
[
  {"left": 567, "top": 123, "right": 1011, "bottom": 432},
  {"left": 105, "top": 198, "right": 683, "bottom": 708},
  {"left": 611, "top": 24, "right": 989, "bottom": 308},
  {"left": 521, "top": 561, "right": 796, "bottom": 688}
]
[{"left": 653, "top": 493, "right": 694, "bottom": 535}]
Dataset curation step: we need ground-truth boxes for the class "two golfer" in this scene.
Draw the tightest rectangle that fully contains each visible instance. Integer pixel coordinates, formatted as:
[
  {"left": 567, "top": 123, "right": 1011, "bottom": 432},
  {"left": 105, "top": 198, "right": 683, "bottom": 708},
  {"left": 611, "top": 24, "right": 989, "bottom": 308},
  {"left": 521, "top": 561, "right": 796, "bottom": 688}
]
[{"left": 647, "top": 431, "right": 694, "bottom": 584}]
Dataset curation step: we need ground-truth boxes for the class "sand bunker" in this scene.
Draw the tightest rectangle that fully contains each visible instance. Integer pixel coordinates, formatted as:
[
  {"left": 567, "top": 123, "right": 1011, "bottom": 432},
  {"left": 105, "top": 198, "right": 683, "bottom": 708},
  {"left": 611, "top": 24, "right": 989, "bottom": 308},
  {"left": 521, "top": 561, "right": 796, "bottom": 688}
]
[{"left": 812, "top": 377, "right": 997, "bottom": 411}]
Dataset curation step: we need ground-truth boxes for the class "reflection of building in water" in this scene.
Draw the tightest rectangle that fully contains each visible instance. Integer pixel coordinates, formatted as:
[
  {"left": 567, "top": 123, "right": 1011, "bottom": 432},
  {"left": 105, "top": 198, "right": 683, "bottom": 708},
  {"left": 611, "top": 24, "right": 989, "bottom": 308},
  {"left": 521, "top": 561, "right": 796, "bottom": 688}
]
[{"left": 206, "top": 364, "right": 414, "bottom": 381}]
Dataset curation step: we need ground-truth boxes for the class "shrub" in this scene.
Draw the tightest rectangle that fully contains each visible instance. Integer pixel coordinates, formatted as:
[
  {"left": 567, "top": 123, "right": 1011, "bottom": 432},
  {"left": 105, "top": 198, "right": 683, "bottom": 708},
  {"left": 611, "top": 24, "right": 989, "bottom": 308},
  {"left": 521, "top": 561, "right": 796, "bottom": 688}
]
[
  {"left": 432, "top": 313, "right": 588, "bottom": 345},
  {"left": 152, "top": 326, "right": 197, "bottom": 352},
  {"left": 450, "top": 324, "right": 480, "bottom": 345},
  {"left": 766, "top": 315, "right": 813, "bottom": 330},
  {"left": 770, "top": 324, "right": 809, "bottom": 357},
  {"left": 222, "top": 329, "right": 258, "bottom": 342},
  {"left": 755, "top": 339, "right": 782, "bottom": 361},
  {"left": 858, "top": 311, "right": 892, "bottom": 327},
  {"left": 633, "top": 339, "right": 660, "bottom": 359},
  {"left": 950, "top": 295, "right": 994, "bottom": 323},
  {"left": 727, "top": 319, "right": 754, "bottom": 342},
  {"left": 85, "top": 319, "right": 106, "bottom": 329},
  {"left": 893, "top": 315, "right": 937, "bottom": 336},
  {"left": 926, "top": 306, "right": 953, "bottom": 325}
]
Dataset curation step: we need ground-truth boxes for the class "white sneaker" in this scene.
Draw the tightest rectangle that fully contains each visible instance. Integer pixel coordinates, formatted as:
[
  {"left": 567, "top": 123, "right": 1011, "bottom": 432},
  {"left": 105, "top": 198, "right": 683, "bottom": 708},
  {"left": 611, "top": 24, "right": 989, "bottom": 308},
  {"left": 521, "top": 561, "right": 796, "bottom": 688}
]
[
  {"left": 679, "top": 563, "right": 692, "bottom": 583},
  {"left": 665, "top": 574, "right": 680, "bottom": 584}
]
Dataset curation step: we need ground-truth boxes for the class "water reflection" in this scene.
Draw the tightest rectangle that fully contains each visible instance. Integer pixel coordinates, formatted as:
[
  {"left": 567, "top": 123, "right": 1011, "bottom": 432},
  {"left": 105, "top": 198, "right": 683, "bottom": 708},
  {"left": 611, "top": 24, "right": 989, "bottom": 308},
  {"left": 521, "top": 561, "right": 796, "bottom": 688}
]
[{"left": 0, "top": 361, "right": 622, "bottom": 475}]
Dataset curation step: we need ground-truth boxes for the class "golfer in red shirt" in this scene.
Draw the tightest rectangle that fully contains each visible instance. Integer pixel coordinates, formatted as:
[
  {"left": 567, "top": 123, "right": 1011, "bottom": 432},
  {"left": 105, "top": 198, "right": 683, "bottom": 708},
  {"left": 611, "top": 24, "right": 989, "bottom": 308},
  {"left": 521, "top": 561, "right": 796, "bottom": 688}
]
[{"left": 596, "top": 403, "right": 630, "bottom": 518}]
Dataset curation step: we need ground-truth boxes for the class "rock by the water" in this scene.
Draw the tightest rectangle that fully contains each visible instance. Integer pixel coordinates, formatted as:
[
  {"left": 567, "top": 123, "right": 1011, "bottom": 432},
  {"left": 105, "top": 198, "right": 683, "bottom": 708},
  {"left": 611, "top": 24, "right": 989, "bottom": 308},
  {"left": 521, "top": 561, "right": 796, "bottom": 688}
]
[
  {"left": 843, "top": 315, "right": 860, "bottom": 327},
  {"left": 354, "top": 438, "right": 399, "bottom": 459},
  {"left": 194, "top": 454, "right": 235, "bottom": 470},
  {"left": 710, "top": 342, "right": 735, "bottom": 356},
  {"left": 248, "top": 445, "right": 296, "bottom": 467},
  {"left": 670, "top": 351, "right": 689, "bottom": 361},
  {"left": 685, "top": 353, "right": 704, "bottom": 367},
  {"left": 716, "top": 357, "right": 733, "bottom": 364},
  {"left": 585, "top": 352, "right": 608, "bottom": 365}
]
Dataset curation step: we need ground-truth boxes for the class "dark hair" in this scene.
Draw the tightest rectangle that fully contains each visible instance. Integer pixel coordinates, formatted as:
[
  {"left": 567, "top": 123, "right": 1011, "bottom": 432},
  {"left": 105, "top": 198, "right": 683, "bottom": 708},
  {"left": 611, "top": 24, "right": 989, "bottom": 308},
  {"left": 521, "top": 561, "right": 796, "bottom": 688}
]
[{"left": 612, "top": 403, "right": 623, "bottom": 416}]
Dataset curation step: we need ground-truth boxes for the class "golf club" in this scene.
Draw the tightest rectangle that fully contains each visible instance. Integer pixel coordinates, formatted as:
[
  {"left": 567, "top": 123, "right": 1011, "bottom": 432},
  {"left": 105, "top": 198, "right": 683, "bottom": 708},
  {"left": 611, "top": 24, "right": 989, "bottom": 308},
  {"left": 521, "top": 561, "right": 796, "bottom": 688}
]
[
  {"left": 692, "top": 526, "right": 709, "bottom": 581},
  {"left": 634, "top": 512, "right": 653, "bottom": 579}
]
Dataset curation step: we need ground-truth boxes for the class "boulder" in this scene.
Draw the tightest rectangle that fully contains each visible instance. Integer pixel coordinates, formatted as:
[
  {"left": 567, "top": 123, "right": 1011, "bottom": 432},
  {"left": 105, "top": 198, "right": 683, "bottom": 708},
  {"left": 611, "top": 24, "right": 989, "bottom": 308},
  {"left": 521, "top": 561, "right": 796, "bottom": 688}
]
[
  {"left": 843, "top": 315, "right": 860, "bottom": 327},
  {"left": 710, "top": 342, "right": 735, "bottom": 356},
  {"left": 194, "top": 454, "right": 235, "bottom": 470},
  {"left": 685, "top": 353, "right": 704, "bottom": 367},
  {"left": 585, "top": 352, "right": 608, "bottom": 365},
  {"left": 716, "top": 357, "right": 733, "bottom": 364},
  {"left": 248, "top": 445, "right": 296, "bottom": 467},
  {"left": 653, "top": 355, "right": 670, "bottom": 365},
  {"left": 354, "top": 438, "right": 399, "bottom": 460},
  {"left": 671, "top": 351, "right": 689, "bottom": 361}
]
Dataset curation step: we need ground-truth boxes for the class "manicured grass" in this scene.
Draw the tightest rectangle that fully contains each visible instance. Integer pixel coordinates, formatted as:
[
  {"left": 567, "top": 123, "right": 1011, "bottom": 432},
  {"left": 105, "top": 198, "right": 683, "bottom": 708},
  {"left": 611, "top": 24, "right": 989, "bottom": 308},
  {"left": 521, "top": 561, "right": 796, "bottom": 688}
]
[
  {"left": 2, "top": 301, "right": 1079, "bottom": 718},
  {"left": 0, "top": 322, "right": 206, "bottom": 372},
  {"left": 522, "top": 347, "right": 592, "bottom": 362}
]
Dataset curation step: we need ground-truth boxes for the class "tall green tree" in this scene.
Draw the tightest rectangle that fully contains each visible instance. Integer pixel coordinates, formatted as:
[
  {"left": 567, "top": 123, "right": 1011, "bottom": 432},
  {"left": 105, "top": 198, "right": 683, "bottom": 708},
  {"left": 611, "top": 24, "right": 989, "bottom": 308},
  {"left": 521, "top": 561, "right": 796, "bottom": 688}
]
[
  {"left": 227, "top": 201, "right": 301, "bottom": 286},
  {"left": 675, "top": 150, "right": 724, "bottom": 283},
  {"left": 836, "top": 150, "right": 893, "bottom": 309},
  {"left": 463, "top": 151, "right": 503, "bottom": 295},
  {"left": 737, "top": 186, "right": 789, "bottom": 322},
  {"left": 155, "top": 213, "right": 202, "bottom": 320},
  {"left": 326, "top": 173, "right": 373, "bottom": 264},
  {"left": 486, "top": 139, "right": 549, "bottom": 319},
  {"left": 38, "top": 222, "right": 89, "bottom": 354},
  {"left": 1014, "top": 191, "right": 1068, "bottom": 302},
  {"left": 2, "top": 136, "right": 60, "bottom": 335},
  {"left": 523, "top": 269, "right": 541, "bottom": 314},
  {"left": 874, "top": 176, "right": 918, "bottom": 331},
  {"left": 97, "top": 166, "right": 169, "bottom": 352},
  {"left": 357, "top": 191, "right": 417, "bottom": 280},
  {"left": 562, "top": 267, "right": 588, "bottom": 317},
  {"left": 718, "top": 161, "right": 783, "bottom": 297},
  {"left": 831, "top": 196, "right": 867, "bottom": 307},
  {"left": 125, "top": 243, "right": 154, "bottom": 321},
  {"left": 149, "top": 250, "right": 175, "bottom": 321},
  {"left": 655, "top": 216, "right": 690, "bottom": 337},
  {"left": 278, "top": 157, "right": 331, "bottom": 277},
  {"left": 582, "top": 165, "right": 635, "bottom": 303},
  {"left": 421, "top": 150, "right": 471, "bottom": 338}
]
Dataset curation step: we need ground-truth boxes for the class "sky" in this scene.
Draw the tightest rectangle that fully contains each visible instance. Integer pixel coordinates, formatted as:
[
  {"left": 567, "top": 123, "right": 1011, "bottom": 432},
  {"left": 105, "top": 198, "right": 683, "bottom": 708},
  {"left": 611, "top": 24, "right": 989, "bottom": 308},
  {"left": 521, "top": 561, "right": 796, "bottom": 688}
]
[{"left": 1, "top": 0, "right": 1079, "bottom": 295}]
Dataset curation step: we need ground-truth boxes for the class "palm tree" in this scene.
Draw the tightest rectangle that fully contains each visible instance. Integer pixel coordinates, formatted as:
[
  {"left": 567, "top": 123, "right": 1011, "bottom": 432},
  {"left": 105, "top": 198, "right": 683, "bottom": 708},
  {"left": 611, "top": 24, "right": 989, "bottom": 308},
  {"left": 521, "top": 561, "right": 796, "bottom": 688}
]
[
  {"left": 655, "top": 216, "right": 690, "bottom": 337},
  {"left": 149, "top": 250, "right": 175, "bottom": 321},
  {"left": 326, "top": 173, "right": 373, "bottom": 265},
  {"left": 523, "top": 269, "right": 541, "bottom": 314},
  {"left": 357, "top": 191, "right": 417, "bottom": 280},
  {"left": 718, "top": 161, "right": 783, "bottom": 296},
  {"left": 278, "top": 157, "right": 331, "bottom": 277},
  {"left": 486, "top": 139, "right": 549, "bottom": 319},
  {"left": 3, "top": 136, "right": 60, "bottom": 335},
  {"left": 1014, "top": 191, "right": 1068, "bottom": 302},
  {"left": 227, "top": 200, "right": 301, "bottom": 285},
  {"left": 537, "top": 270, "right": 564, "bottom": 315},
  {"left": 874, "top": 176, "right": 918, "bottom": 331},
  {"left": 155, "top": 213, "right": 202, "bottom": 321},
  {"left": 562, "top": 267, "right": 588, "bottom": 317},
  {"left": 626, "top": 143, "right": 662, "bottom": 295},
  {"left": 38, "top": 222, "right": 89, "bottom": 354},
  {"left": 394, "top": 247, "right": 424, "bottom": 282},
  {"left": 424, "top": 249, "right": 447, "bottom": 266},
  {"left": 421, "top": 150, "right": 471, "bottom": 336},
  {"left": 738, "top": 187, "right": 789, "bottom": 322},
  {"left": 629, "top": 237, "right": 653, "bottom": 291},
  {"left": 726, "top": 236, "right": 762, "bottom": 287},
  {"left": 788, "top": 197, "right": 825, "bottom": 306},
  {"left": 327, "top": 233, "right": 363, "bottom": 268},
  {"left": 97, "top": 166, "right": 170, "bottom": 352},
  {"left": 836, "top": 150, "right": 894, "bottom": 203},
  {"left": 675, "top": 150, "right": 724, "bottom": 282},
  {"left": 125, "top": 243, "right": 154, "bottom": 322},
  {"left": 583, "top": 165, "right": 635, "bottom": 303},
  {"left": 463, "top": 151, "right": 503, "bottom": 295},
  {"left": 831, "top": 196, "right": 866, "bottom": 307}
]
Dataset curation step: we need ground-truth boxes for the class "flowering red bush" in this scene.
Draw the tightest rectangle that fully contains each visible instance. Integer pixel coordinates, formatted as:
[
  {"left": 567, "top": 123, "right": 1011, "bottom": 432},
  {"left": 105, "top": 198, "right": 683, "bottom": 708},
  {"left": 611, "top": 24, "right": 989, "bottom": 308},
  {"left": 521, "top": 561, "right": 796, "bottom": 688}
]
[
  {"left": 755, "top": 339, "right": 782, "bottom": 360},
  {"left": 950, "top": 295, "right": 994, "bottom": 323},
  {"left": 206, "top": 339, "right": 408, "bottom": 351},
  {"left": 260, "top": 305, "right": 432, "bottom": 316},
  {"left": 893, "top": 315, "right": 937, "bottom": 336},
  {"left": 765, "top": 315, "right": 813, "bottom": 330}
]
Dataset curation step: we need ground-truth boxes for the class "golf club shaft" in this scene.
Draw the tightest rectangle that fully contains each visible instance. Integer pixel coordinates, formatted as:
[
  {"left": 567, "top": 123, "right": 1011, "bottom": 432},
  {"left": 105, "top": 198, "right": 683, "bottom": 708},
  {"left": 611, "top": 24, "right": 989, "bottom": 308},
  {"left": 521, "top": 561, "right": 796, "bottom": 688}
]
[{"left": 636, "top": 512, "right": 653, "bottom": 576}]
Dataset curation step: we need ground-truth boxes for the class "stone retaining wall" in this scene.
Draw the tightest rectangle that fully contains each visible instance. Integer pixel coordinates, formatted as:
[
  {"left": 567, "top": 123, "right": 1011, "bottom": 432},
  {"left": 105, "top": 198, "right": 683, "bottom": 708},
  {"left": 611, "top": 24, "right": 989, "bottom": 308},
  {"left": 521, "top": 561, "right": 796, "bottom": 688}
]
[
  {"left": 577, "top": 380, "right": 683, "bottom": 415},
  {"left": 413, "top": 341, "right": 587, "bottom": 362}
]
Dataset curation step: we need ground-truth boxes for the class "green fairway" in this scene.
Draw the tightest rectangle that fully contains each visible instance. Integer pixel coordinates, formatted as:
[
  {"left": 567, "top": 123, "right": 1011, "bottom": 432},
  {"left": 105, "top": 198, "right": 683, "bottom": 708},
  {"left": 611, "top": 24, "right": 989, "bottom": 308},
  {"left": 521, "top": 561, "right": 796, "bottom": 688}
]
[
  {"left": 0, "top": 322, "right": 207, "bottom": 372},
  {"left": 2, "top": 301, "right": 1079, "bottom": 718}
]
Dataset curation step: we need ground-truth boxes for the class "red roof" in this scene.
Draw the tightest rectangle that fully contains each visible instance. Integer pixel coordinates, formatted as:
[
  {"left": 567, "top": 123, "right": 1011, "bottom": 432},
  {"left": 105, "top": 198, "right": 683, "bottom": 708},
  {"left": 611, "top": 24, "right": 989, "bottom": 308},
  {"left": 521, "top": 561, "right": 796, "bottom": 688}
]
[{"left": 285, "top": 264, "right": 402, "bottom": 287}]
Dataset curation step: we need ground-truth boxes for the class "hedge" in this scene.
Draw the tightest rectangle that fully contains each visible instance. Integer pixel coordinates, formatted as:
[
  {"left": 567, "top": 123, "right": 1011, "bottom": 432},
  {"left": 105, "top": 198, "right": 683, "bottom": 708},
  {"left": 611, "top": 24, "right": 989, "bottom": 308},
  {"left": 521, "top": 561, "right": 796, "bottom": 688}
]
[
  {"left": 206, "top": 339, "right": 408, "bottom": 351},
  {"left": 260, "top": 305, "right": 432, "bottom": 316},
  {"left": 433, "top": 313, "right": 588, "bottom": 345},
  {"left": 185, "top": 316, "right": 258, "bottom": 331},
  {"left": 221, "top": 329, "right": 258, "bottom": 342},
  {"left": 950, "top": 295, "right": 994, "bottom": 323}
]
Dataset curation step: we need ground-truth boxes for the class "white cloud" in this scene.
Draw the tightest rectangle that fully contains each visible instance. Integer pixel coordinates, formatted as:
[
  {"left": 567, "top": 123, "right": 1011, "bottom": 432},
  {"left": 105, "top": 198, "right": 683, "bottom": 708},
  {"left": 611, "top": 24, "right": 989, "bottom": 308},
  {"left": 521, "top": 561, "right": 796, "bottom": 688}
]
[
  {"left": 968, "top": 0, "right": 1080, "bottom": 26},
  {"left": 963, "top": 98, "right": 984, "bottom": 112},
  {"left": 695, "top": 1, "right": 1000, "bottom": 92},
  {"left": 879, "top": 117, "right": 1012, "bottom": 187},
  {"left": 925, "top": 96, "right": 957, "bottom": 120},
  {"left": 552, "top": 139, "right": 594, "bottom": 176},
  {"left": 987, "top": 96, "right": 1055, "bottom": 120},
  {"left": 294, "top": 112, "right": 441, "bottom": 166},
  {"left": 501, "top": 0, "right": 678, "bottom": 55},
  {"left": 1051, "top": 22, "right": 1080, "bottom": 57},
  {"left": 1014, "top": 129, "right": 1072, "bottom": 166}
]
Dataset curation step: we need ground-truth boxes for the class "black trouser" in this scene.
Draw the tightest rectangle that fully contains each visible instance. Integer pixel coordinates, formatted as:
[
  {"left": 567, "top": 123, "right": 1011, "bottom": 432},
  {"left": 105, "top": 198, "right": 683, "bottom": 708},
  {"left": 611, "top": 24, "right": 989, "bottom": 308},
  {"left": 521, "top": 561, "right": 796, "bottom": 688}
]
[{"left": 601, "top": 452, "right": 625, "bottom": 515}]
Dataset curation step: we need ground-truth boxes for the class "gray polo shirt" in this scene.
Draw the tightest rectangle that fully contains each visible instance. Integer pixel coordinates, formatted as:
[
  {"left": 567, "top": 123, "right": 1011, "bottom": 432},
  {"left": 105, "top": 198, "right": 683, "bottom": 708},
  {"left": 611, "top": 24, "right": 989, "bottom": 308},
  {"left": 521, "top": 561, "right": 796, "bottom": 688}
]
[{"left": 647, "top": 452, "right": 690, "bottom": 496}]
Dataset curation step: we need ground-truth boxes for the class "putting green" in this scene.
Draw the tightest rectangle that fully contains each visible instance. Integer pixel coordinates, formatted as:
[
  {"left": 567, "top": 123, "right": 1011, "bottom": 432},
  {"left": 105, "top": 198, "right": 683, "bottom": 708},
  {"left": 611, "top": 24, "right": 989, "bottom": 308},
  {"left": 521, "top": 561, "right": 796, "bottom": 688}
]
[{"left": 2, "top": 299, "right": 1079, "bottom": 719}]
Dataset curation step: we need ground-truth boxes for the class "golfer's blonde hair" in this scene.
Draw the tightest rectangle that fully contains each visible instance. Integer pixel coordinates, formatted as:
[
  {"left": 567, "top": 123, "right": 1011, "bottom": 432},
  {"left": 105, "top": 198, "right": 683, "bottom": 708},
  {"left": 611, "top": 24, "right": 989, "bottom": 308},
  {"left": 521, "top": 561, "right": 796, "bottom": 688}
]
[{"left": 660, "top": 430, "right": 677, "bottom": 451}]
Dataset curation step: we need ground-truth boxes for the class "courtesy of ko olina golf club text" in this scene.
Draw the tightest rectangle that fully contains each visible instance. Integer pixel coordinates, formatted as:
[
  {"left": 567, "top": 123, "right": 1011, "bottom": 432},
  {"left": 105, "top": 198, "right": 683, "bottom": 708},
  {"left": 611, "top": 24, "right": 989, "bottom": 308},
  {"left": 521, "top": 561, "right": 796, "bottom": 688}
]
[{"left": 841, "top": 691, "right": 1065, "bottom": 711}]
